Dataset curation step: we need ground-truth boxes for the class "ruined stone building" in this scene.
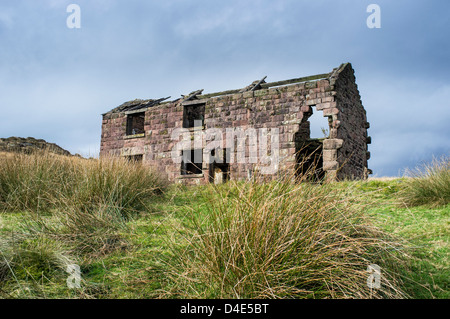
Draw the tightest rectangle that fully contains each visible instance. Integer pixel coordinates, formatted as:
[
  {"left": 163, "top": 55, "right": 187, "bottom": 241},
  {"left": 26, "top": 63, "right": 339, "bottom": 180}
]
[{"left": 100, "top": 63, "right": 371, "bottom": 184}]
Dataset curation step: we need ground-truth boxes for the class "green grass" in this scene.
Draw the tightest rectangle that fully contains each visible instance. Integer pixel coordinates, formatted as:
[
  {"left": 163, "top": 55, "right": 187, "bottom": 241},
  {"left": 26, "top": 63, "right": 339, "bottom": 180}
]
[
  {"left": 3, "top": 180, "right": 447, "bottom": 299},
  {"left": 0, "top": 154, "right": 448, "bottom": 299},
  {"left": 347, "top": 176, "right": 449, "bottom": 299},
  {"left": 367, "top": 203, "right": 449, "bottom": 299}
]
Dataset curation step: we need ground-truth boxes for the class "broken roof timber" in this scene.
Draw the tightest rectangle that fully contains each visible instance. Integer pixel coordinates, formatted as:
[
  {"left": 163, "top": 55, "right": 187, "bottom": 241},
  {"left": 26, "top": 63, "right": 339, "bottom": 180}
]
[
  {"left": 198, "top": 72, "right": 331, "bottom": 99},
  {"left": 250, "top": 76, "right": 268, "bottom": 91},
  {"left": 104, "top": 97, "right": 170, "bottom": 115},
  {"left": 239, "top": 76, "right": 267, "bottom": 93},
  {"left": 103, "top": 69, "right": 335, "bottom": 115},
  {"left": 182, "top": 89, "right": 204, "bottom": 102},
  {"left": 125, "top": 96, "right": 171, "bottom": 112}
]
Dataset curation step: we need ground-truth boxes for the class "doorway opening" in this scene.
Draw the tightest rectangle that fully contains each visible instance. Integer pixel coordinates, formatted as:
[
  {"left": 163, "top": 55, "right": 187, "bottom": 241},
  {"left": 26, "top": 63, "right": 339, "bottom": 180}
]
[{"left": 295, "top": 106, "right": 330, "bottom": 181}]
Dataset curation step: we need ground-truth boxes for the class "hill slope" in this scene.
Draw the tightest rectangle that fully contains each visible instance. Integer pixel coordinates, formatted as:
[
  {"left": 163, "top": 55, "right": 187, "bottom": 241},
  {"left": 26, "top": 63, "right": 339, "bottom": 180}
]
[{"left": 0, "top": 137, "right": 72, "bottom": 156}]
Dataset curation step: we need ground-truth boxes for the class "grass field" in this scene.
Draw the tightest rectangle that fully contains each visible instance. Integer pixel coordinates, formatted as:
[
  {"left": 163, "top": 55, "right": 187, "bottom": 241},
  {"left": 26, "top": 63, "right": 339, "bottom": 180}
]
[
  {"left": 0, "top": 153, "right": 448, "bottom": 299},
  {"left": 347, "top": 178, "right": 449, "bottom": 299}
]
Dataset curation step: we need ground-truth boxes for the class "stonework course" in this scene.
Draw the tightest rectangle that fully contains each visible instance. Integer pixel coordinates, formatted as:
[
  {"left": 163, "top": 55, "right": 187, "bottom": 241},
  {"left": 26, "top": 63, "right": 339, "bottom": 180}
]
[{"left": 100, "top": 63, "right": 371, "bottom": 185}]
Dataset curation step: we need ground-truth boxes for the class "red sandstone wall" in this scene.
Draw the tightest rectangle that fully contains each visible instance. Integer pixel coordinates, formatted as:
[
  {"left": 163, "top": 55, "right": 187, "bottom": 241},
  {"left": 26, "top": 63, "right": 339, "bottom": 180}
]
[
  {"left": 332, "top": 64, "right": 370, "bottom": 180},
  {"left": 100, "top": 63, "right": 370, "bottom": 184}
]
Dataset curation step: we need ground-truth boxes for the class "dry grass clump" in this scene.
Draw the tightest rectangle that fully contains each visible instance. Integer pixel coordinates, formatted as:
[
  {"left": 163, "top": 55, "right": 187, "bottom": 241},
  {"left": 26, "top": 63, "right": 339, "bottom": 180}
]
[
  {"left": 165, "top": 174, "right": 410, "bottom": 299},
  {"left": 0, "top": 151, "right": 169, "bottom": 285},
  {"left": 0, "top": 151, "right": 168, "bottom": 215},
  {"left": 401, "top": 156, "right": 450, "bottom": 207}
]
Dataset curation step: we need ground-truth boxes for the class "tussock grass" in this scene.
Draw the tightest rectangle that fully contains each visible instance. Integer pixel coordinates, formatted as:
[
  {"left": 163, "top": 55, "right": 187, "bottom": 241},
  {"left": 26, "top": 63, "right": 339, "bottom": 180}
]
[
  {"left": 0, "top": 151, "right": 168, "bottom": 255},
  {"left": 0, "top": 151, "right": 168, "bottom": 297},
  {"left": 401, "top": 156, "right": 450, "bottom": 207},
  {"left": 0, "top": 151, "right": 168, "bottom": 258},
  {"left": 164, "top": 174, "right": 410, "bottom": 299},
  {"left": 0, "top": 151, "right": 168, "bottom": 215},
  {"left": 20, "top": 204, "right": 129, "bottom": 259}
]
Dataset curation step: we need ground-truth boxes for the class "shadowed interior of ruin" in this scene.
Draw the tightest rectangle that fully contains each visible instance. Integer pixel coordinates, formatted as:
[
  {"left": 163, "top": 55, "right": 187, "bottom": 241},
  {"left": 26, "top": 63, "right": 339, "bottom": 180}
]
[
  {"left": 181, "top": 149, "right": 203, "bottom": 175},
  {"left": 183, "top": 103, "right": 205, "bottom": 128},
  {"left": 208, "top": 148, "right": 230, "bottom": 184},
  {"left": 126, "top": 154, "right": 143, "bottom": 163},
  {"left": 126, "top": 112, "right": 145, "bottom": 136},
  {"left": 295, "top": 138, "right": 325, "bottom": 181},
  {"left": 294, "top": 107, "right": 330, "bottom": 181}
]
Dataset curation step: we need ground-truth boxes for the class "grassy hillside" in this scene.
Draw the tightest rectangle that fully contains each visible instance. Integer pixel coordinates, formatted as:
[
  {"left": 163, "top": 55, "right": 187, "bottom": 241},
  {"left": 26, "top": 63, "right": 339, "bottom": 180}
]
[{"left": 0, "top": 153, "right": 448, "bottom": 299}]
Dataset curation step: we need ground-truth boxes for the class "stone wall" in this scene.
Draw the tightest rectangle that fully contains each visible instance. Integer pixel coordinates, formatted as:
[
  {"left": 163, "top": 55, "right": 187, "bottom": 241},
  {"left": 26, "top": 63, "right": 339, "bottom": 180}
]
[
  {"left": 331, "top": 64, "right": 371, "bottom": 179},
  {"left": 100, "top": 63, "right": 370, "bottom": 184}
]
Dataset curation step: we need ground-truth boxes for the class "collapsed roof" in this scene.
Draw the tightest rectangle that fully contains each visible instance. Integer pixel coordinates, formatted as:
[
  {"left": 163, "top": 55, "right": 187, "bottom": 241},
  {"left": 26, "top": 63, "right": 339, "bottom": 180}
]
[{"left": 103, "top": 65, "right": 345, "bottom": 115}]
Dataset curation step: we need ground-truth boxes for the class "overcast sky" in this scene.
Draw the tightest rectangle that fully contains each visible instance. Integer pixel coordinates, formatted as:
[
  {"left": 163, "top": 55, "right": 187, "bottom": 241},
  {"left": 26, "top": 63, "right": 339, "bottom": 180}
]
[{"left": 0, "top": 0, "right": 449, "bottom": 176}]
